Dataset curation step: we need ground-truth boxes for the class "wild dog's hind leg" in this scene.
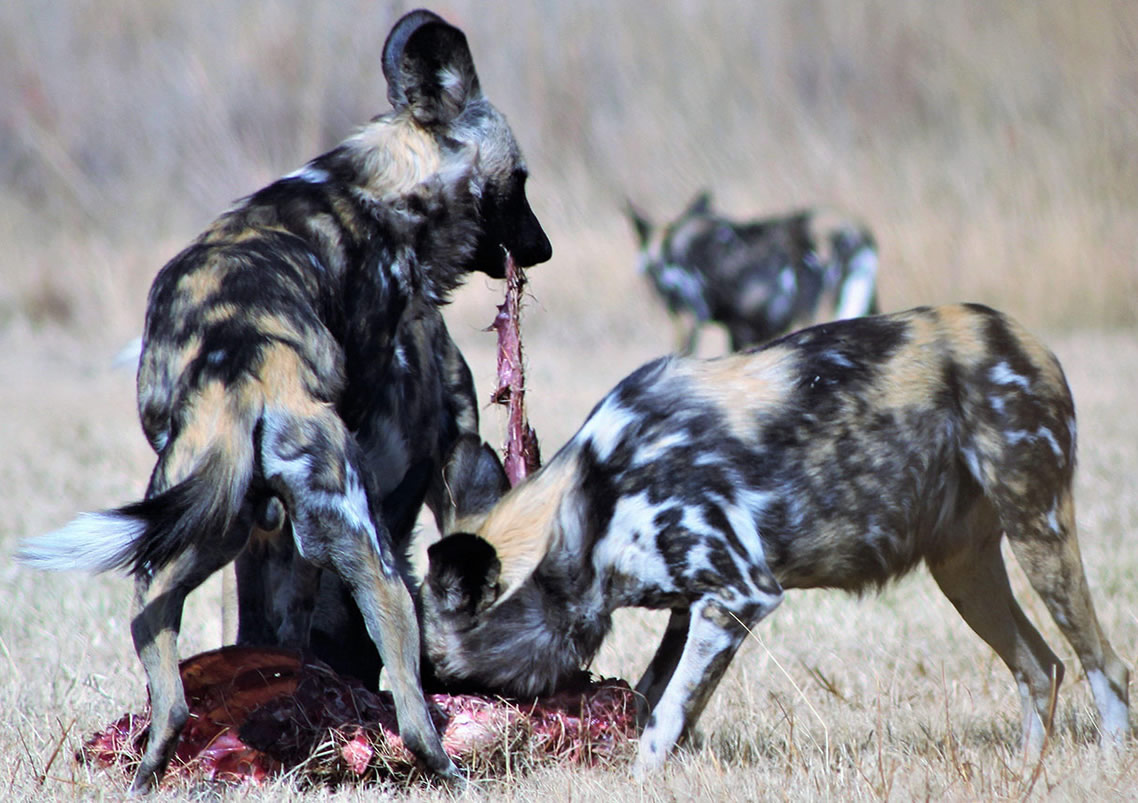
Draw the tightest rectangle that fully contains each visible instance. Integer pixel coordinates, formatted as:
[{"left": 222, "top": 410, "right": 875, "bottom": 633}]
[
  {"left": 260, "top": 409, "right": 459, "bottom": 781},
  {"left": 636, "top": 591, "right": 782, "bottom": 777},
  {"left": 130, "top": 515, "right": 251, "bottom": 792},
  {"left": 928, "top": 502, "right": 1066, "bottom": 753},
  {"left": 1004, "top": 490, "right": 1130, "bottom": 742}
]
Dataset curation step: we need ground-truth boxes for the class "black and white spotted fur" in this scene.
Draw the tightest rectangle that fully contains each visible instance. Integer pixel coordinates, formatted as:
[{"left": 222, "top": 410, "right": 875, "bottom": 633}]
[
  {"left": 17, "top": 9, "right": 547, "bottom": 791},
  {"left": 628, "top": 191, "right": 879, "bottom": 353},
  {"left": 420, "top": 304, "right": 1129, "bottom": 775}
]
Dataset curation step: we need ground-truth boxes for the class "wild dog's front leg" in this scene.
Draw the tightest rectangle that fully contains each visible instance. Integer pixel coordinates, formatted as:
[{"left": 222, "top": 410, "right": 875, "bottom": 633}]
[
  {"left": 299, "top": 506, "right": 460, "bottom": 780},
  {"left": 635, "top": 593, "right": 782, "bottom": 777},
  {"left": 635, "top": 608, "right": 690, "bottom": 726},
  {"left": 342, "top": 546, "right": 461, "bottom": 778}
]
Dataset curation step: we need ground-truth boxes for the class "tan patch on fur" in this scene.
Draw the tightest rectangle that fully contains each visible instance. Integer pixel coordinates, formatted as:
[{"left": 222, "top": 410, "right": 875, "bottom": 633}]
[
  {"left": 448, "top": 510, "right": 493, "bottom": 537},
  {"left": 874, "top": 305, "right": 1069, "bottom": 423},
  {"left": 160, "top": 380, "right": 253, "bottom": 486},
  {"left": 140, "top": 334, "right": 203, "bottom": 394},
  {"left": 201, "top": 302, "right": 239, "bottom": 328},
  {"left": 256, "top": 343, "right": 348, "bottom": 493},
  {"left": 304, "top": 212, "right": 350, "bottom": 274},
  {"left": 176, "top": 266, "right": 224, "bottom": 307},
  {"left": 871, "top": 306, "right": 997, "bottom": 412},
  {"left": 197, "top": 222, "right": 264, "bottom": 246},
  {"left": 870, "top": 312, "right": 945, "bottom": 411},
  {"left": 257, "top": 343, "right": 327, "bottom": 416},
  {"left": 251, "top": 312, "right": 305, "bottom": 344},
  {"left": 251, "top": 311, "right": 345, "bottom": 390},
  {"left": 674, "top": 347, "right": 797, "bottom": 441},
  {"left": 173, "top": 336, "right": 204, "bottom": 380},
  {"left": 934, "top": 305, "right": 991, "bottom": 368},
  {"left": 349, "top": 115, "right": 448, "bottom": 198},
  {"left": 479, "top": 454, "right": 581, "bottom": 604}
]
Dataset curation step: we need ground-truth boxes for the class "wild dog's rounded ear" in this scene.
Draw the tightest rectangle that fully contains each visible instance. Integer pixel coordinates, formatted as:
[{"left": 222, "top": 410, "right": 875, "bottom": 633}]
[
  {"left": 382, "top": 10, "right": 482, "bottom": 126},
  {"left": 684, "top": 190, "right": 713, "bottom": 217},
  {"left": 452, "top": 438, "right": 509, "bottom": 507},
  {"left": 625, "top": 200, "right": 653, "bottom": 247},
  {"left": 426, "top": 533, "right": 501, "bottom": 616}
]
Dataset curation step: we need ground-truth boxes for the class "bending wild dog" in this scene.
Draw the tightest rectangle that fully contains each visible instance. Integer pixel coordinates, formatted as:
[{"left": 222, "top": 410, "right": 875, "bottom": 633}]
[
  {"left": 18, "top": 9, "right": 549, "bottom": 791},
  {"left": 420, "top": 304, "right": 1129, "bottom": 774},
  {"left": 627, "top": 191, "right": 878, "bottom": 353}
]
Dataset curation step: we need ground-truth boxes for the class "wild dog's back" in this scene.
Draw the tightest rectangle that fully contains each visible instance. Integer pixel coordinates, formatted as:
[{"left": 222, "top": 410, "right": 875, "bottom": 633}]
[
  {"left": 136, "top": 113, "right": 485, "bottom": 461},
  {"left": 577, "top": 304, "right": 1077, "bottom": 592},
  {"left": 741, "top": 303, "right": 1075, "bottom": 589}
]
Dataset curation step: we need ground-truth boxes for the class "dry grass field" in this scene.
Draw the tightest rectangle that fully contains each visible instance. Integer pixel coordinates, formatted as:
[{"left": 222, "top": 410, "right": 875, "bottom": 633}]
[{"left": 1, "top": 1, "right": 1136, "bottom": 800}]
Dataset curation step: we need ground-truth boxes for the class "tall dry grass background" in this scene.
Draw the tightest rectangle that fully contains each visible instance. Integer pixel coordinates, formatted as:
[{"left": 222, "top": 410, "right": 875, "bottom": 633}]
[{"left": 1, "top": 1, "right": 1137, "bottom": 801}]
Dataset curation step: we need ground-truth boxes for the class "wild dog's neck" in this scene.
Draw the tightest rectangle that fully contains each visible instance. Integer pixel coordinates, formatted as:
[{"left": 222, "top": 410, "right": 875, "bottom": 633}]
[
  {"left": 208, "top": 112, "right": 482, "bottom": 312},
  {"left": 335, "top": 113, "right": 482, "bottom": 304},
  {"left": 476, "top": 450, "right": 587, "bottom": 604},
  {"left": 428, "top": 451, "right": 612, "bottom": 698},
  {"left": 425, "top": 574, "right": 610, "bottom": 699}
]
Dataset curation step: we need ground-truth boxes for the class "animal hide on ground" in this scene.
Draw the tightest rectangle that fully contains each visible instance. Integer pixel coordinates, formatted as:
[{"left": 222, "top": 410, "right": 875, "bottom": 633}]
[{"left": 79, "top": 646, "right": 635, "bottom": 788}]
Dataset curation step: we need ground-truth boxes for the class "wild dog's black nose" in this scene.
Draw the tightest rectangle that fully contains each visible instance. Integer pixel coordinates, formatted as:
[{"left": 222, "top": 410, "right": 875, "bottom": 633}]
[{"left": 511, "top": 204, "right": 552, "bottom": 267}]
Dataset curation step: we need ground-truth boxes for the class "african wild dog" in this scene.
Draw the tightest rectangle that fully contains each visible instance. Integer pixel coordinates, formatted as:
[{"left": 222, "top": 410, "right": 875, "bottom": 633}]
[
  {"left": 627, "top": 191, "right": 879, "bottom": 353},
  {"left": 419, "top": 304, "right": 1130, "bottom": 775},
  {"left": 17, "top": 9, "right": 549, "bottom": 791}
]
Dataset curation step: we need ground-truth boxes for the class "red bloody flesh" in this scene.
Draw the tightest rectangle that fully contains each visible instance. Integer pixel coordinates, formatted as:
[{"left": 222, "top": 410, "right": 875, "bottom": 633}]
[
  {"left": 80, "top": 647, "right": 634, "bottom": 787},
  {"left": 491, "top": 251, "right": 541, "bottom": 485}
]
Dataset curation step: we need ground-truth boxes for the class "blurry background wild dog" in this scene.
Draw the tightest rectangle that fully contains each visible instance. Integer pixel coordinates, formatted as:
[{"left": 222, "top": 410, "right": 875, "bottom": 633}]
[{"left": 3, "top": 1, "right": 1138, "bottom": 800}]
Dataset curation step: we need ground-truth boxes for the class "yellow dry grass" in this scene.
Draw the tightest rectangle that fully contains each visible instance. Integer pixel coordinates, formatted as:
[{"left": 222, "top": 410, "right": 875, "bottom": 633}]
[
  {"left": 1, "top": 1, "right": 1136, "bottom": 800},
  {"left": 3, "top": 293, "right": 1137, "bottom": 803}
]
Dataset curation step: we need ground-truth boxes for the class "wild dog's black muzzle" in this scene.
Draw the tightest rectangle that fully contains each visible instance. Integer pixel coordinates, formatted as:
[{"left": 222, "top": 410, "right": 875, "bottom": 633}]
[{"left": 510, "top": 201, "right": 552, "bottom": 268}]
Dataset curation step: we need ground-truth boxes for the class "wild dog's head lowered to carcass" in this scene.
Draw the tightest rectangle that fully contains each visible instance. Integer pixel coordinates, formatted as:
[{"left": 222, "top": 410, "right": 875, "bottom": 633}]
[
  {"left": 420, "top": 303, "right": 1129, "bottom": 776},
  {"left": 17, "top": 8, "right": 549, "bottom": 792}
]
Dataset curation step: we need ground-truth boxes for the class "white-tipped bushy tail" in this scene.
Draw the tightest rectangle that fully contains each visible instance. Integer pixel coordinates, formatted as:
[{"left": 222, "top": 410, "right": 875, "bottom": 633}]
[
  {"left": 16, "top": 511, "right": 146, "bottom": 574},
  {"left": 18, "top": 441, "right": 255, "bottom": 579}
]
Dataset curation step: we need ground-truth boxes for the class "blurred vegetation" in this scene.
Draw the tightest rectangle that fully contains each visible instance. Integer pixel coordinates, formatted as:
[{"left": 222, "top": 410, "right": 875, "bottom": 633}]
[{"left": 1, "top": 0, "right": 1135, "bottom": 339}]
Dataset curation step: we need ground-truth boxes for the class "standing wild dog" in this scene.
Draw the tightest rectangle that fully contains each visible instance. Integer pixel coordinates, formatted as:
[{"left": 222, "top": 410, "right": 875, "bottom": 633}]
[
  {"left": 419, "top": 304, "right": 1129, "bottom": 775},
  {"left": 17, "top": 9, "right": 549, "bottom": 791},
  {"left": 627, "top": 191, "right": 879, "bottom": 353}
]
